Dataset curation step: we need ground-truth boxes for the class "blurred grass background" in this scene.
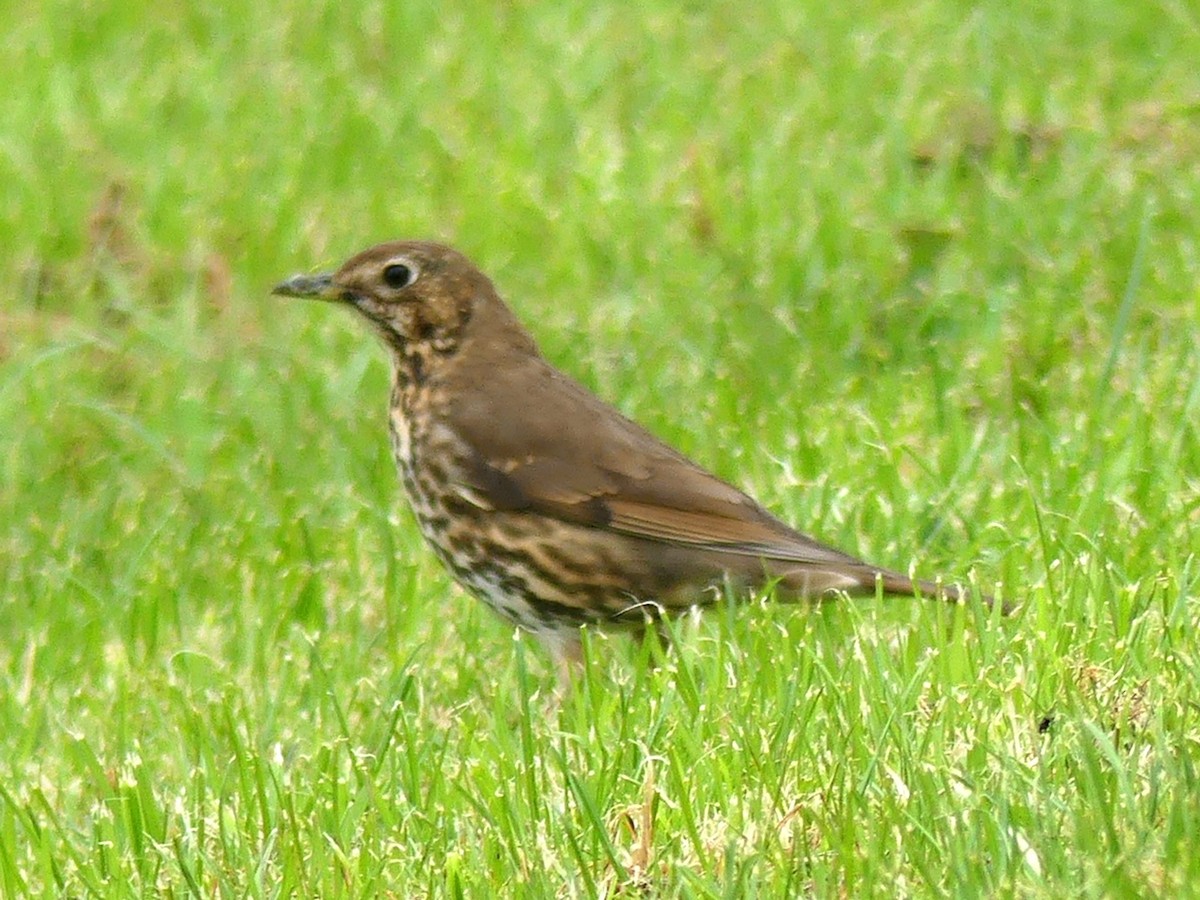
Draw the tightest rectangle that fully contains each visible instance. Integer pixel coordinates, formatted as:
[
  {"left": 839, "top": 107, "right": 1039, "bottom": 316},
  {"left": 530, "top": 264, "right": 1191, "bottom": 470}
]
[{"left": 1, "top": 0, "right": 1198, "bottom": 895}]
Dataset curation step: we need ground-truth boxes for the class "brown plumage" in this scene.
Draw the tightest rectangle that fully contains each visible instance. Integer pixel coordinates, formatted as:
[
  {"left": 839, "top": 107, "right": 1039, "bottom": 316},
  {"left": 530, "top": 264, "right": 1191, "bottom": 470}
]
[{"left": 275, "top": 241, "right": 999, "bottom": 665}]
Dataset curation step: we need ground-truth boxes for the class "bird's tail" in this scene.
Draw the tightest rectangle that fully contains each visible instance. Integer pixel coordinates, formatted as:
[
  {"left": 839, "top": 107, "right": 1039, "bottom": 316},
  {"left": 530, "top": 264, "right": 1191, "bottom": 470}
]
[{"left": 778, "top": 564, "right": 1011, "bottom": 615}]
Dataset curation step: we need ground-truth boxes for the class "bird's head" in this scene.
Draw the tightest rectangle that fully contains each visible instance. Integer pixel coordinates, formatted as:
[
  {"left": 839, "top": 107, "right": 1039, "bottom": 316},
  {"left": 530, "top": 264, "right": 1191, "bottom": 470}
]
[{"left": 274, "top": 241, "right": 525, "bottom": 367}]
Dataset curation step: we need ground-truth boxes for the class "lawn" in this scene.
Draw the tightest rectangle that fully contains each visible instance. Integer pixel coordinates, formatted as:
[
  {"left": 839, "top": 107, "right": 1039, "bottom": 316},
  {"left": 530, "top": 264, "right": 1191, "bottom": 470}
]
[{"left": 1, "top": 0, "right": 1198, "bottom": 895}]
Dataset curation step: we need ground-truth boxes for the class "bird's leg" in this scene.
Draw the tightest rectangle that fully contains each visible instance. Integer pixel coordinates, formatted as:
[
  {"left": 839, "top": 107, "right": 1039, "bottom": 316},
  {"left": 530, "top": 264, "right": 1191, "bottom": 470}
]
[{"left": 546, "top": 631, "right": 584, "bottom": 694}]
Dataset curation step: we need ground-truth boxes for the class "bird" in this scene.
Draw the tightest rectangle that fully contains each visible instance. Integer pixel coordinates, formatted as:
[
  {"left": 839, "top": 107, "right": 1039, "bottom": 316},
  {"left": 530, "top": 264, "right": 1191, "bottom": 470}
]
[{"left": 274, "top": 241, "right": 999, "bottom": 669}]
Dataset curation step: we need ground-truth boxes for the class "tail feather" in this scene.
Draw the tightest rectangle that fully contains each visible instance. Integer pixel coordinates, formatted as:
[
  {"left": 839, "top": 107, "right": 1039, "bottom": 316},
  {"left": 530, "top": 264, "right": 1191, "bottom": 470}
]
[{"left": 778, "top": 565, "right": 1012, "bottom": 615}]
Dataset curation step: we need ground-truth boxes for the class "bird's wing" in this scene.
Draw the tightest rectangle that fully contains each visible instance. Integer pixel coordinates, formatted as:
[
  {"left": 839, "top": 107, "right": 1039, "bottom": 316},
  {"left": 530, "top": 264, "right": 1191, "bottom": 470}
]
[{"left": 447, "top": 356, "right": 862, "bottom": 567}]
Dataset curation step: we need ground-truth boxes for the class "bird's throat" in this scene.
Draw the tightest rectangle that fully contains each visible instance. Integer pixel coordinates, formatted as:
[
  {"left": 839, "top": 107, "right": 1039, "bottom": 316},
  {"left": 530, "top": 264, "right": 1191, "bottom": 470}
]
[{"left": 389, "top": 341, "right": 439, "bottom": 389}]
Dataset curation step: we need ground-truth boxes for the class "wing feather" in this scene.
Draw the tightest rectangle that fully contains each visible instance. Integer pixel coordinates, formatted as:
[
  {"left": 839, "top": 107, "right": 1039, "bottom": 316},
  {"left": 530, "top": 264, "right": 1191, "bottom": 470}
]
[{"left": 446, "top": 349, "right": 866, "bottom": 567}]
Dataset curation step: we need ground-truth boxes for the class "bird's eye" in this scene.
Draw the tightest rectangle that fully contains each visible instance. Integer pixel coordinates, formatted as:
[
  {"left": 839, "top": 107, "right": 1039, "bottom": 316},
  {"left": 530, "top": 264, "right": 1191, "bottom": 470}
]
[{"left": 382, "top": 262, "right": 416, "bottom": 289}]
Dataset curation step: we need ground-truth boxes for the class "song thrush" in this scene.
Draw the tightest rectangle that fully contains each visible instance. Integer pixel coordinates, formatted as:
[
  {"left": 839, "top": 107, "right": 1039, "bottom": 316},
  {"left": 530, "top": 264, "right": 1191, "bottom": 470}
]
[{"left": 275, "top": 241, "right": 997, "bottom": 665}]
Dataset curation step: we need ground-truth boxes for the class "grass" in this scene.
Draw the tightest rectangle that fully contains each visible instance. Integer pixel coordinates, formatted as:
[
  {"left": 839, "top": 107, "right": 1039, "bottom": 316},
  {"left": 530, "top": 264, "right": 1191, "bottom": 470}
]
[{"left": 2, "top": 0, "right": 1199, "bottom": 895}]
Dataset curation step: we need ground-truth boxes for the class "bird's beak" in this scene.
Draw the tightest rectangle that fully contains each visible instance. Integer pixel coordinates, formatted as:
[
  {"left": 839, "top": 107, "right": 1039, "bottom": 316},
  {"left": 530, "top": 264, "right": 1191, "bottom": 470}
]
[{"left": 272, "top": 272, "right": 337, "bottom": 300}]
